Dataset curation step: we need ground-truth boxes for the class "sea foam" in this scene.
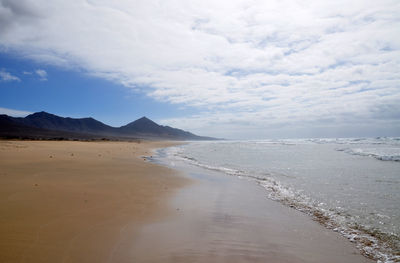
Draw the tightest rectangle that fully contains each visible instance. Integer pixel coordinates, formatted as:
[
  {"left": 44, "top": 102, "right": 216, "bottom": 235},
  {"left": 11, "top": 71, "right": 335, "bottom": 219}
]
[{"left": 159, "top": 139, "right": 400, "bottom": 262}]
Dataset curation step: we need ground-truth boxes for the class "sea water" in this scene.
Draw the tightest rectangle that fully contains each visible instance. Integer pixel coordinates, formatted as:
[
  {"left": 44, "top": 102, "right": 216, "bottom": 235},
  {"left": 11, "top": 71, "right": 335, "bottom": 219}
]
[{"left": 158, "top": 137, "right": 400, "bottom": 262}]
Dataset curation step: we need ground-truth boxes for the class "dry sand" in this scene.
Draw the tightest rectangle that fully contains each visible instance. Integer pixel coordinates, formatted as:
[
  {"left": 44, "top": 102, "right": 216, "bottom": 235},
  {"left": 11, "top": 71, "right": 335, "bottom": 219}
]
[{"left": 0, "top": 140, "right": 188, "bottom": 263}]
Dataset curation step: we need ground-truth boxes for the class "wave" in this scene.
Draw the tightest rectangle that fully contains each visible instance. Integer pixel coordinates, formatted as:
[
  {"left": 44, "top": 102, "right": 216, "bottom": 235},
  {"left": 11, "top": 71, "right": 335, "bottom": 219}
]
[
  {"left": 163, "top": 146, "right": 400, "bottom": 263},
  {"left": 307, "top": 137, "right": 400, "bottom": 145},
  {"left": 336, "top": 147, "right": 400, "bottom": 162}
]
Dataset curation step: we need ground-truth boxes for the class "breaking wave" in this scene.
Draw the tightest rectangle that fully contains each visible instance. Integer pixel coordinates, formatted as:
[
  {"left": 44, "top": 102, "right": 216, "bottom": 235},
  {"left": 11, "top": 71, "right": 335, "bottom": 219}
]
[{"left": 336, "top": 147, "right": 400, "bottom": 162}]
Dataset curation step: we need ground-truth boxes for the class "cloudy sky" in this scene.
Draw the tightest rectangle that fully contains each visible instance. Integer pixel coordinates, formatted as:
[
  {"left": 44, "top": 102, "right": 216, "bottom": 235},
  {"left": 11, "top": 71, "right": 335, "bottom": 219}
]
[{"left": 0, "top": 0, "right": 399, "bottom": 139}]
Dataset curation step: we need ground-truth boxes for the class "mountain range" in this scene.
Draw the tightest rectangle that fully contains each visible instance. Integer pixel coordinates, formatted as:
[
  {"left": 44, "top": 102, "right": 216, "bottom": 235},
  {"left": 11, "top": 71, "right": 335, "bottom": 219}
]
[{"left": 0, "top": 111, "right": 215, "bottom": 141}]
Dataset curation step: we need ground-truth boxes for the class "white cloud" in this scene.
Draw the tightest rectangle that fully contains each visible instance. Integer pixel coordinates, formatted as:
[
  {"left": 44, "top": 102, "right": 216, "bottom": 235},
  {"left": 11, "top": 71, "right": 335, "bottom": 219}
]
[
  {"left": 0, "top": 107, "right": 31, "bottom": 117},
  {"left": 0, "top": 68, "right": 20, "bottom": 82},
  {"left": 35, "top": 69, "right": 47, "bottom": 80},
  {"left": 0, "top": 0, "right": 399, "bottom": 138}
]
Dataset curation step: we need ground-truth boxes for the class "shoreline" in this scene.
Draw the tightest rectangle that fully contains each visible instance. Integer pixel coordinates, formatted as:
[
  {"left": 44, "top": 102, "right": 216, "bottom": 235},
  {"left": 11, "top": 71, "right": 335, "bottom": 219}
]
[
  {"left": 154, "top": 141, "right": 400, "bottom": 262},
  {"left": 131, "top": 145, "right": 373, "bottom": 263},
  {"left": 0, "top": 140, "right": 374, "bottom": 262},
  {"left": 0, "top": 140, "right": 189, "bottom": 262}
]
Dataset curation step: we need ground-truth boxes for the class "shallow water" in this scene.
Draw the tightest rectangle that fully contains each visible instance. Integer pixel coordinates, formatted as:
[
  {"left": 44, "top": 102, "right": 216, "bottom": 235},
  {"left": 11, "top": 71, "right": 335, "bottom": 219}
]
[
  {"left": 139, "top": 153, "right": 371, "bottom": 263},
  {"left": 159, "top": 137, "right": 400, "bottom": 262}
]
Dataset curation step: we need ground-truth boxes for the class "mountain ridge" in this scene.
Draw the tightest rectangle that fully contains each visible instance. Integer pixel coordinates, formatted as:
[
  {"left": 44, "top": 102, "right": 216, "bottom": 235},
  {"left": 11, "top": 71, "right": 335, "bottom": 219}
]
[{"left": 0, "top": 111, "right": 216, "bottom": 141}]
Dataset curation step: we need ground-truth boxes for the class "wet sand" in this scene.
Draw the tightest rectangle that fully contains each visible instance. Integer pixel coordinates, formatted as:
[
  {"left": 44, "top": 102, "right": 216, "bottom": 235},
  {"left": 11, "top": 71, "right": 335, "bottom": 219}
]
[
  {"left": 130, "top": 158, "right": 373, "bottom": 263},
  {"left": 0, "top": 140, "right": 188, "bottom": 263}
]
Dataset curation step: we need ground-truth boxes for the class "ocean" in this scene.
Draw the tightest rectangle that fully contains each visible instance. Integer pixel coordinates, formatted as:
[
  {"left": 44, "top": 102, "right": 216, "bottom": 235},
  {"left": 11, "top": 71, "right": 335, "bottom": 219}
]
[{"left": 156, "top": 137, "right": 400, "bottom": 262}]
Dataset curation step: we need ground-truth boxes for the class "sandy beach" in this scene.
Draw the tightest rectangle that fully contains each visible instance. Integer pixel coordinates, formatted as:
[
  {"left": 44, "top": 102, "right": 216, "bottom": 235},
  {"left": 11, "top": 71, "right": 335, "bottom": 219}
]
[
  {"left": 0, "top": 140, "right": 188, "bottom": 263},
  {"left": 0, "top": 140, "right": 373, "bottom": 263}
]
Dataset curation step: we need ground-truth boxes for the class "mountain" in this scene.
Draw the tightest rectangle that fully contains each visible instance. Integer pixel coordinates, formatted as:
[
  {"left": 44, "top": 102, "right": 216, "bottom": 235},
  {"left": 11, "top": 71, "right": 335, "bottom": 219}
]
[
  {"left": 119, "top": 117, "right": 213, "bottom": 140},
  {"left": 0, "top": 114, "right": 108, "bottom": 140},
  {"left": 12, "top": 111, "right": 117, "bottom": 135},
  {"left": 0, "top": 112, "right": 215, "bottom": 141},
  {"left": 120, "top": 117, "right": 165, "bottom": 134}
]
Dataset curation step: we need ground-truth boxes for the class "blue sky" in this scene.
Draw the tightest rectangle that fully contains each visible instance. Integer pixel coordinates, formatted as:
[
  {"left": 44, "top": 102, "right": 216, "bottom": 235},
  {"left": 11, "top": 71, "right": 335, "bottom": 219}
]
[
  {"left": 0, "top": 52, "right": 198, "bottom": 127},
  {"left": 0, "top": 0, "right": 399, "bottom": 139}
]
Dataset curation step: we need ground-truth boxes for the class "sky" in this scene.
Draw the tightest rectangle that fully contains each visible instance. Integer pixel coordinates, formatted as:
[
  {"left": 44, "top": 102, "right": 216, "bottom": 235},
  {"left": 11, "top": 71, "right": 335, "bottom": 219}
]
[{"left": 0, "top": 0, "right": 399, "bottom": 139}]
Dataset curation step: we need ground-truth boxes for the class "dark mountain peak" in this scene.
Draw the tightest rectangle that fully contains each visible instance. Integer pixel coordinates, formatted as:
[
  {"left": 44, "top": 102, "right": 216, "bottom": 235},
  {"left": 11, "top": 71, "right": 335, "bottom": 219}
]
[
  {"left": 123, "top": 116, "right": 157, "bottom": 127},
  {"left": 13, "top": 111, "right": 116, "bottom": 135},
  {"left": 137, "top": 116, "right": 150, "bottom": 121},
  {"left": 119, "top": 116, "right": 213, "bottom": 140},
  {"left": 26, "top": 111, "right": 54, "bottom": 118},
  {"left": 121, "top": 116, "right": 160, "bottom": 132},
  {"left": 134, "top": 116, "right": 157, "bottom": 125},
  {"left": 31, "top": 111, "right": 47, "bottom": 115}
]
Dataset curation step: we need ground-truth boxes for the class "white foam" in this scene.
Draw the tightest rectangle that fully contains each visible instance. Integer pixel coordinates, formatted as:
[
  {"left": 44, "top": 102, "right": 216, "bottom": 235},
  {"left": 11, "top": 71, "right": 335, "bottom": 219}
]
[
  {"left": 160, "top": 142, "right": 400, "bottom": 263},
  {"left": 336, "top": 147, "right": 400, "bottom": 162}
]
